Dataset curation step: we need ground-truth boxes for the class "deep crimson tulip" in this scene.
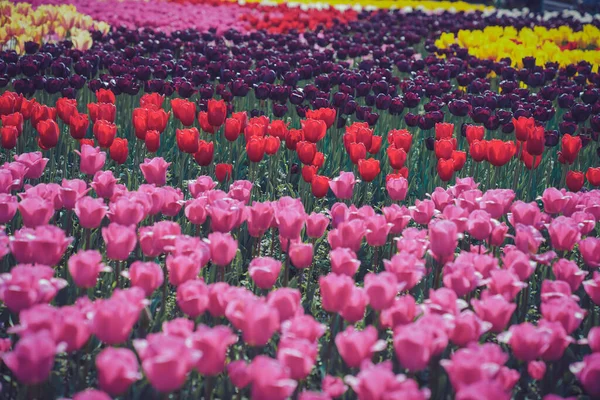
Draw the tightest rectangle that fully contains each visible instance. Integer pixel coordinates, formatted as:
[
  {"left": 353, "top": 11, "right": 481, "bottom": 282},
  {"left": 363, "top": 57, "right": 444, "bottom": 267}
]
[
  {"left": 301, "top": 119, "right": 327, "bottom": 143},
  {"left": 470, "top": 140, "right": 487, "bottom": 162},
  {"left": 348, "top": 142, "right": 367, "bottom": 164},
  {"left": 171, "top": 98, "right": 196, "bottom": 127},
  {"left": 0, "top": 92, "right": 18, "bottom": 115},
  {"left": 368, "top": 136, "right": 382, "bottom": 154},
  {"left": 559, "top": 134, "right": 582, "bottom": 165},
  {"left": 452, "top": 151, "right": 467, "bottom": 171},
  {"left": 312, "top": 152, "right": 325, "bottom": 168},
  {"left": 194, "top": 141, "right": 214, "bottom": 166},
  {"left": 520, "top": 147, "right": 542, "bottom": 170},
  {"left": 513, "top": 116, "right": 534, "bottom": 141},
  {"left": 437, "top": 158, "right": 455, "bottom": 182},
  {"left": 388, "top": 129, "right": 412, "bottom": 152},
  {"left": 215, "top": 163, "right": 233, "bottom": 182},
  {"left": 93, "top": 120, "right": 117, "bottom": 148},
  {"left": 465, "top": 125, "right": 484, "bottom": 144},
  {"left": 132, "top": 108, "right": 148, "bottom": 140},
  {"left": 56, "top": 98, "right": 77, "bottom": 124},
  {"left": 20, "top": 97, "right": 37, "bottom": 120},
  {"left": 207, "top": 99, "right": 227, "bottom": 127},
  {"left": 387, "top": 145, "right": 407, "bottom": 169},
  {"left": 232, "top": 111, "right": 248, "bottom": 131},
  {"left": 69, "top": 113, "right": 89, "bottom": 140},
  {"left": 285, "top": 129, "right": 304, "bottom": 150},
  {"left": 566, "top": 171, "right": 584, "bottom": 192},
  {"left": 88, "top": 102, "right": 116, "bottom": 124},
  {"left": 487, "top": 139, "right": 515, "bottom": 167},
  {"left": 358, "top": 158, "right": 380, "bottom": 182},
  {"left": 586, "top": 167, "right": 600, "bottom": 186},
  {"left": 526, "top": 126, "right": 545, "bottom": 156},
  {"left": 109, "top": 138, "right": 128, "bottom": 165},
  {"left": 311, "top": 175, "right": 330, "bottom": 198},
  {"left": 435, "top": 138, "right": 455, "bottom": 159},
  {"left": 302, "top": 165, "right": 317, "bottom": 183},
  {"left": 147, "top": 109, "right": 169, "bottom": 133},
  {"left": 2, "top": 112, "right": 24, "bottom": 135},
  {"left": 265, "top": 136, "right": 280, "bottom": 155},
  {"left": 36, "top": 119, "right": 59, "bottom": 149},
  {"left": 144, "top": 130, "right": 160, "bottom": 153},
  {"left": 268, "top": 120, "right": 289, "bottom": 139},
  {"left": 1, "top": 126, "right": 18, "bottom": 149},
  {"left": 246, "top": 137, "right": 266, "bottom": 163},
  {"left": 297, "top": 141, "right": 317, "bottom": 165},
  {"left": 140, "top": 93, "right": 164, "bottom": 110},
  {"left": 96, "top": 89, "right": 116, "bottom": 104},
  {"left": 198, "top": 111, "right": 215, "bottom": 134},
  {"left": 224, "top": 118, "right": 241, "bottom": 142},
  {"left": 435, "top": 122, "right": 454, "bottom": 140},
  {"left": 176, "top": 128, "right": 200, "bottom": 154},
  {"left": 31, "top": 104, "right": 56, "bottom": 128}
]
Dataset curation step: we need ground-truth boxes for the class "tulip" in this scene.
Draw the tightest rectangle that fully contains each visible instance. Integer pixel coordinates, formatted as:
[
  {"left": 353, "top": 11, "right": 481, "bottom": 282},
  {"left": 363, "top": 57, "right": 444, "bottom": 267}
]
[
  {"left": 587, "top": 167, "right": 600, "bottom": 186},
  {"left": 465, "top": 125, "right": 484, "bottom": 144},
  {"left": 176, "top": 279, "right": 209, "bottom": 318},
  {"left": 358, "top": 158, "right": 380, "bottom": 182},
  {"left": 472, "top": 293, "right": 516, "bottom": 333},
  {"left": 215, "top": 163, "right": 233, "bottom": 182},
  {"left": 171, "top": 98, "right": 196, "bottom": 127},
  {"left": 386, "top": 177, "right": 408, "bottom": 201},
  {"left": 109, "top": 138, "right": 128, "bottom": 164},
  {"left": 580, "top": 237, "right": 600, "bottom": 268},
  {"left": 207, "top": 99, "right": 227, "bottom": 127},
  {"left": 90, "top": 288, "right": 145, "bottom": 345},
  {"left": 9, "top": 226, "right": 71, "bottom": 266},
  {"left": 249, "top": 257, "right": 282, "bottom": 289},
  {"left": 559, "top": 134, "right": 582, "bottom": 164},
  {"left": 96, "top": 347, "right": 141, "bottom": 396},
  {"left": 486, "top": 139, "right": 515, "bottom": 167},
  {"left": 566, "top": 170, "right": 584, "bottom": 192},
  {"left": 75, "top": 144, "right": 106, "bottom": 175},
  {"left": 190, "top": 325, "right": 237, "bottom": 375},
  {"left": 234, "top": 299, "right": 279, "bottom": 346},
  {"left": 435, "top": 122, "right": 454, "bottom": 139},
  {"left": 246, "top": 136, "right": 266, "bottom": 163},
  {"left": 319, "top": 273, "right": 354, "bottom": 313},
  {"left": 144, "top": 130, "right": 161, "bottom": 152},
  {"left": 302, "top": 118, "right": 327, "bottom": 143},
  {"left": 3, "top": 330, "right": 58, "bottom": 384},
  {"left": 513, "top": 116, "right": 534, "bottom": 141},
  {"left": 289, "top": 242, "right": 313, "bottom": 269},
  {"left": 225, "top": 118, "right": 242, "bottom": 141},
  {"left": 36, "top": 119, "right": 60, "bottom": 149},
  {"left": 393, "top": 316, "right": 449, "bottom": 371},
  {"left": 68, "top": 250, "right": 107, "bottom": 289},
  {"left": 429, "top": 219, "right": 457, "bottom": 262},
  {"left": 1, "top": 112, "right": 23, "bottom": 136},
  {"left": 548, "top": 216, "right": 581, "bottom": 251},
  {"left": 140, "top": 157, "right": 171, "bottom": 186},
  {"left": 102, "top": 223, "right": 137, "bottom": 261},
  {"left": 207, "top": 232, "right": 238, "bottom": 266},
  {"left": 140, "top": 93, "right": 164, "bottom": 110},
  {"left": 18, "top": 196, "right": 54, "bottom": 228},
  {"left": 572, "top": 353, "right": 600, "bottom": 397},
  {"left": 127, "top": 261, "right": 164, "bottom": 297},
  {"left": 1, "top": 126, "right": 18, "bottom": 149}
]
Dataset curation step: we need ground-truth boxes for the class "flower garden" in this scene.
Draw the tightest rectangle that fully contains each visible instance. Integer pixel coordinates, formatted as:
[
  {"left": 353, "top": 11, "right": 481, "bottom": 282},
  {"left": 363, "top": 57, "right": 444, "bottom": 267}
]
[{"left": 1, "top": 0, "right": 600, "bottom": 399}]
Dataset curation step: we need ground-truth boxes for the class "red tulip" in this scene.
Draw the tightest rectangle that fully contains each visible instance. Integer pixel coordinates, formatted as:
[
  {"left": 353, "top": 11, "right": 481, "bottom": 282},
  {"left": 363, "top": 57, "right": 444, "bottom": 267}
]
[
  {"left": 56, "top": 98, "right": 78, "bottom": 124},
  {"left": 109, "top": 138, "right": 128, "bottom": 164},
  {"left": 20, "top": 97, "right": 37, "bottom": 120},
  {"left": 311, "top": 175, "right": 330, "bottom": 198},
  {"left": 469, "top": 140, "right": 487, "bottom": 162},
  {"left": 1, "top": 126, "right": 18, "bottom": 149},
  {"left": 93, "top": 120, "right": 117, "bottom": 148},
  {"left": 301, "top": 119, "right": 327, "bottom": 143},
  {"left": 387, "top": 145, "right": 407, "bottom": 169},
  {"left": 388, "top": 129, "right": 412, "bottom": 152},
  {"left": 207, "top": 99, "right": 227, "bottom": 127},
  {"left": 435, "top": 122, "right": 453, "bottom": 140},
  {"left": 566, "top": 171, "right": 584, "bottom": 192},
  {"left": 358, "top": 158, "right": 380, "bottom": 182},
  {"left": 486, "top": 139, "right": 515, "bottom": 167},
  {"left": 0, "top": 92, "right": 19, "bottom": 115},
  {"left": 302, "top": 165, "right": 318, "bottom": 183},
  {"left": 526, "top": 126, "right": 545, "bottom": 156},
  {"left": 232, "top": 111, "right": 248, "bottom": 131},
  {"left": 69, "top": 113, "right": 89, "bottom": 140},
  {"left": 312, "top": 152, "right": 325, "bottom": 168},
  {"left": 140, "top": 93, "right": 164, "bottom": 110},
  {"left": 31, "top": 104, "right": 56, "bottom": 128},
  {"left": 296, "top": 141, "right": 317, "bottom": 165},
  {"left": 96, "top": 89, "right": 116, "bottom": 104},
  {"left": 215, "top": 163, "right": 233, "bottom": 182},
  {"left": 144, "top": 130, "right": 160, "bottom": 152},
  {"left": 559, "top": 134, "right": 582, "bottom": 165},
  {"left": 36, "top": 119, "right": 59, "bottom": 149},
  {"left": 265, "top": 136, "right": 280, "bottom": 155},
  {"left": 1, "top": 112, "right": 23, "bottom": 135},
  {"left": 147, "top": 109, "right": 169, "bottom": 133},
  {"left": 513, "top": 116, "right": 534, "bottom": 142},
  {"left": 132, "top": 108, "right": 148, "bottom": 140},
  {"left": 465, "top": 125, "right": 484, "bottom": 144},
  {"left": 586, "top": 167, "right": 600, "bottom": 186},
  {"left": 198, "top": 111, "right": 215, "bottom": 134},
  {"left": 88, "top": 102, "right": 116, "bottom": 124},
  {"left": 285, "top": 129, "right": 304, "bottom": 150},
  {"left": 519, "top": 144, "right": 541, "bottom": 170},
  {"left": 348, "top": 142, "right": 367, "bottom": 164},
  {"left": 171, "top": 98, "right": 196, "bottom": 127},
  {"left": 176, "top": 128, "right": 200, "bottom": 154},
  {"left": 194, "top": 141, "right": 214, "bottom": 166},
  {"left": 244, "top": 123, "right": 266, "bottom": 143},
  {"left": 268, "top": 120, "right": 289, "bottom": 139},
  {"left": 437, "top": 158, "right": 455, "bottom": 182},
  {"left": 306, "top": 108, "right": 336, "bottom": 128},
  {"left": 434, "top": 138, "right": 455, "bottom": 159},
  {"left": 246, "top": 137, "right": 266, "bottom": 163},
  {"left": 451, "top": 150, "right": 467, "bottom": 171},
  {"left": 368, "top": 135, "right": 382, "bottom": 154},
  {"left": 224, "top": 118, "right": 241, "bottom": 142}
]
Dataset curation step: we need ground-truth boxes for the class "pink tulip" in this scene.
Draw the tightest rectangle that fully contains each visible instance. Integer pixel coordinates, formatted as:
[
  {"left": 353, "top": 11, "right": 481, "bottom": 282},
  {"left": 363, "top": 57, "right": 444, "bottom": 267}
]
[
  {"left": 248, "top": 356, "right": 297, "bottom": 400},
  {"left": 75, "top": 144, "right": 106, "bottom": 175},
  {"left": 572, "top": 353, "right": 600, "bottom": 397},
  {"left": 277, "top": 337, "right": 318, "bottom": 380},
  {"left": 18, "top": 196, "right": 54, "bottom": 227},
  {"left": 249, "top": 256, "right": 282, "bottom": 289},
  {"left": 541, "top": 187, "right": 571, "bottom": 214},
  {"left": 96, "top": 347, "right": 141, "bottom": 396},
  {"left": 9, "top": 225, "right": 72, "bottom": 266},
  {"left": 0, "top": 168, "right": 20, "bottom": 194},
  {"left": 60, "top": 179, "right": 89, "bottom": 209},
  {"left": 14, "top": 152, "right": 48, "bottom": 179},
  {"left": 393, "top": 315, "right": 449, "bottom": 371},
  {"left": 328, "top": 219, "right": 365, "bottom": 252},
  {"left": 329, "top": 171, "right": 356, "bottom": 199},
  {"left": 428, "top": 219, "right": 458, "bottom": 262},
  {"left": 245, "top": 201, "right": 274, "bottom": 237},
  {"left": 456, "top": 380, "right": 511, "bottom": 400},
  {"left": 329, "top": 248, "right": 360, "bottom": 277},
  {"left": 22, "top": 183, "right": 62, "bottom": 210},
  {"left": 0, "top": 264, "right": 66, "bottom": 313},
  {"left": 207, "top": 197, "right": 244, "bottom": 233},
  {"left": 322, "top": 375, "right": 347, "bottom": 398},
  {"left": 584, "top": 271, "right": 600, "bottom": 305},
  {"left": 268, "top": 288, "right": 301, "bottom": 322},
  {"left": 140, "top": 157, "right": 171, "bottom": 186},
  {"left": 227, "top": 360, "right": 252, "bottom": 389},
  {"left": 339, "top": 286, "right": 368, "bottom": 323},
  {"left": 386, "top": 177, "right": 408, "bottom": 201},
  {"left": 207, "top": 232, "right": 238, "bottom": 266},
  {"left": 176, "top": 279, "right": 209, "bottom": 318},
  {"left": 449, "top": 310, "right": 489, "bottom": 347},
  {"left": 319, "top": 273, "right": 355, "bottom": 313},
  {"left": 229, "top": 299, "right": 279, "bottom": 346},
  {"left": 548, "top": 216, "right": 581, "bottom": 251},
  {"left": 381, "top": 204, "right": 411, "bottom": 234},
  {"left": 228, "top": 180, "right": 253, "bottom": 204},
  {"left": 109, "top": 196, "right": 147, "bottom": 226},
  {"left": 579, "top": 237, "right": 600, "bottom": 267},
  {"left": 189, "top": 325, "right": 237, "bottom": 375},
  {"left": 336, "top": 325, "right": 386, "bottom": 368},
  {"left": 442, "top": 258, "right": 480, "bottom": 298},
  {"left": 365, "top": 215, "right": 392, "bottom": 247},
  {"left": 166, "top": 255, "right": 200, "bottom": 286},
  {"left": 442, "top": 204, "right": 469, "bottom": 232},
  {"left": 162, "top": 318, "right": 194, "bottom": 338},
  {"left": 430, "top": 187, "right": 453, "bottom": 211},
  {"left": 102, "top": 223, "right": 137, "bottom": 261},
  {"left": 552, "top": 258, "right": 586, "bottom": 291},
  {"left": 275, "top": 208, "right": 306, "bottom": 240},
  {"left": 409, "top": 199, "right": 435, "bottom": 225},
  {"left": 3, "top": 330, "right": 58, "bottom": 384},
  {"left": 138, "top": 221, "right": 182, "bottom": 258},
  {"left": 306, "top": 212, "right": 329, "bottom": 238},
  {"left": 54, "top": 305, "right": 91, "bottom": 352},
  {"left": 587, "top": 327, "right": 600, "bottom": 353},
  {"left": 127, "top": 261, "right": 164, "bottom": 296},
  {"left": 289, "top": 242, "right": 313, "bottom": 269},
  {"left": 571, "top": 211, "right": 595, "bottom": 235},
  {"left": 514, "top": 223, "right": 544, "bottom": 253},
  {"left": 472, "top": 293, "right": 516, "bottom": 333},
  {"left": 541, "top": 280, "right": 574, "bottom": 302},
  {"left": 383, "top": 251, "right": 426, "bottom": 290},
  {"left": 134, "top": 333, "right": 200, "bottom": 393},
  {"left": 487, "top": 269, "right": 527, "bottom": 301},
  {"left": 528, "top": 360, "right": 546, "bottom": 380},
  {"left": 466, "top": 209, "right": 493, "bottom": 240},
  {"left": 503, "top": 249, "right": 536, "bottom": 281},
  {"left": 538, "top": 319, "right": 573, "bottom": 361},
  {"left": 330, "top": 203, "right": 349, "bottom": 228},
  {"left": 345, "top": 361, "right": 428, "bottom": 400},
  {"left": 74, "top": 196, "right": 107, "bottom": 229},
  {"left": 541, "top": 297, "right": 585, "bottom": 334},
  {"left": 188, "top": 176, "right": 217, "bottom": 198},
  {"left": 380, "top": 295, "right": 416, "bottom": 328},
  {"left": 206, "top": 282, "right": 232, "bottom": 317},
  {"left": 364, "top": 271, "right": 399, "bottom": 311},
  {"left": 91, "top": 170, "right": 118, "bottom": 199},
  {"left": 68, "top": 250, "right": 107, "bottom": 289},
  {"left": 90, "top": 288, "right": 145, "bottom": 345},
  {"left": 510, "top": 200, "right": 542, "bottom": 227},
  {"left": 504, "top": 322, "right": 550, "bottom": 361},
  {"left": 160, "top": 186, "right": 184, "bottom": 216},
  {"left": 184, "top": 198, "right": 208, "bottom": 225},
  {"left": 0, "top": 193, "right": 17, "bottom": 223},
  {"left": 489, "top": 221, "right": 509, "bottom": 246}
]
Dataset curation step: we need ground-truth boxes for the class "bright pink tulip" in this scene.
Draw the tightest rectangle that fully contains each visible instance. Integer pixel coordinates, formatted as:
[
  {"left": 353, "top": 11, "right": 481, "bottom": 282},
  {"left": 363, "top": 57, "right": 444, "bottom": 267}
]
[
  {"left": 68, "top": 250, "right": 107, "bottom": 289},
  {"left": 346, "top": 361, "right": 428, "bottom": 400},
  {"left": 487, "top": 269, "right": 526, "bottom": 301},
  {"left": 393, "top": 316, "right": 449, "bottom": 371},
  {"left": 489, "top": 221, "right": 509, "bottom": 246},
  {"left": 74, "top": 196, "right": 107, "bottom": 229},
  {"left": 188, "top": 176, "right": 216, "bottom": 198},
  {"left": 275, "top": 209, "right": 306, "bottom": 240},
  {"left": 9, "top": 225, "right": 72, "bottom": 266},
  {"left": 467, "top": 209, "right": 493, "bottom": 240},
  {"left": 504, "top": 322, "right": 550, "bottom": 361},
  {"left": 230, "top": 299, "right": 279, "bottom": 346},
  {"left": 510, "top": 200, "right": 542, "bottom": 227},
  {"left": 228, "top": 180, "right": 253, "bottom": 204},
  {"left": 248, "top": 356, "right": 297, "bottom": 400},
  {"left": 281, "top": 315, "right": 326, "bottom": 343},
  {"left": 579, "top": 237, "right": 600, "bottom": 267},
  {"left": 227, "top": 360, "right": 252, "bottom": 389},
  {"left": 109, "top": 196, "right": 147, "bottom": 226},
  {"left": 449, "top": 310, "right": 489, "bottom": 347},
  {"left": 126, "top": 261, "right": 164, "bottom": 296},
  {"left": 91, "top": 288, "right": 145, "bottom": 345},
  {"left": 14, "top": 152, "right": 48, "bottom": 180},
  {"left": 189, "top": 325, "right": 237, "bottom": 375},
  {"left": 442, "top": 258, "right": 480, "bottom": 298},
  {"left": 572, "top": 353, "right": 600, "bottom": 397},
  {"left": 539, "top": 319, "right": 573, "bottom": 361},
  {"left": 541, "top": 297, "right": 585, "bottom": 334},
  {"left": 472, "top": 293, "right": 516, "bottom": 333},
  {"left": 0, "top": 264, "right": 65, "bottom": 313},
  {"left": 60, "top": 179, "right": 88, "bottom": 210},
  {"left": 339, "top": 286, "right": 368, "bottom": 323},
  {"left": 504, "top": 249, "right": 536, "bottom": 281},
  {"left": 380, "top": 295, "right": 416, "bottom": 328},
  {"left": 322, "top": 375, "right": 347, "bottom": 398},
  {"left": 289, "top": 242, "right": 313, "bottom": 269},
  {"left": 0, "top": 193, "right": 17, "bottom": 223},
  {"left": 336, "top": 326, "right": 386, "bottom": 368},
  {"left": 140, "top": 157, "right": 171, "bottom": 186},
  {"left": 587, "top": 327, "right": 600, "bottom": 353},
  {"left": 268, "top": 288, "right": 301, "bottom": 321},
  {"left": 245, "top": 201, "right": 274, "bottom": 237},
  {"left": 278, "top": 338, "right": 318, "bottom": 381},
  {"left": 184, "top": 198, "right": 207, "bottom": 225},
  {"left": 386, "top": 177, "right": 408, "bottom": 201},
  {"left": 329, "top": 171, "right": 356, "bottom": 199},
  {"left": 162, "top": 318, "right": 194, "bottom": 338},
  {"left": 166, "top": 255, "right": 200, "bottom": 286},
  {"left": 102, "top": 223, "right": 137, "bottom": 261},
  {"left": 207, "top": 232, "right": 238, "bottom": 266},
  {"left": 365, "top": 215, "right": 392, "bottom": 247},
  {"left": 430, "top": 187, "right": 453, "bottom": 211},
  {"left": 553, "top": 258, "right": 586, "bottom": 291},
  {"left": 456, "top": 380, "right": 511, "bottom": 400},
  {"left": 584, "top": 271, "right": 600, "bottom": 305},
  {"left": 381, "top": 204, "right": 411, "bottom": 234},
  {"left": 528, "top": 361, "right": 546, "bottom": 380},
  {"left": 428, "top": 219, "right": 458, "bottom": 262},
  {"left": 96, "top": 347, "right": 141, "bottom": 396},
  {"left": 306, "top": 212, "right": 329, "bottom": 238},
  {"left": 383, "top": 251, "right": 426, "bottom": 290},
  {"left": 207, "top": 197, "right": 244, "bottom": 233},
  {"left": 329, "top": 248, "right": 360, "bottom": 277},
  {"left": 138, "top": 221, "right": 183, "bottom": 258},
  {"left": 409, "top": 199, "right": 435, "bottom": 225},
  {"left": 75, "top": 144, "right": 106, "bottom": 175},
  {"left": 319, "top": 273, "right": 355, "bottom": 313},
  {"left": 91, "top": 170, "right": 118, "bottom": 199},
  {"left": 249, "top": 256, "right": 282, "bottom": 289},
  {"left": 548, "top": 216, "right": 581, "bottom": 251},
  {"left": 541, "top": 188, "right": 571, "bottom": 214},
  {"left": 52, "top": 305, "right": 91, "bottom": 353},
  {"left": 176, "top": 279, "right": 209, "bottom": 318},
  {"left": 18, "top": 196, "right": 53, "bottom": 227},
  {"left": 328, "top": 219, "right": 365, "bottom": 252},
  {"left": 3, "top": 330, "right": 58, "bottom": 384},
  {"left": 364, "top": 271, "right": 399, "bottom": 310}
]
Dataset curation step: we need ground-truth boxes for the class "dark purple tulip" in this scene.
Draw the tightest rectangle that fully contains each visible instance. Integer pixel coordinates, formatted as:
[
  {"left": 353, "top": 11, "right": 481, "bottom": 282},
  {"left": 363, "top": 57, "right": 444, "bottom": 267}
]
[
  {"left": 296, "top": 105, "right": 307, "bottom": 118},
  {"left": 545, "top": 130, "right": 559, "bottom": 147},
  {"left": 231, "top": 80, "right": 249, "bottom": 97},
  {"left": 24, "top": 41, "right": 40, "bottom": 54},
  {"left": 418, "top": 115, "right": 434, "bottom": 130},
  {"left": 558, "top": 93, "right": 575, "bottom": 109},
  {"left": 336, "top": 116, "right": 347, "bottom": 129},
  {"left": 484, "top": 116, "right": 500, "bottom": 131},
  {"left": 254, "top": 83, "right": 270, "bottom": 100},
  {"left": 471, "top": 107, "right": 491, "bottom": 123},
  {"left": 448, "top": 99, "right": 470, "bottom": 117},
  {"left": 559, "top": 121, "right": 578, "bottom": 135},
  {"left": 177, "top": 81, "right": 195, "bottom": 98},
  {"left": 540, "top": 85, "right": 559, "bottom": 100},
  {"left": 289, "top": 90, "right": 304, "bottom": 106},
  {"left": 581, "top": 135, "right": 592, "bottom": 148},
  {"left": 502, "top": 122, "right": 514, "bottom": 134},
  {"left": 145, "top": 79, "right": 164, "bottom": 93},
  {"left": 425, "top": 136, "right": 435, "bottom": 151},
  {"left": 496, "top": 109, "right": 512, "bottom": 124},
  {"left": 333, "top": 92, "right": 349, "bottom": 108},
  {"left": 45, "top": 78, "right": 65, "bottom": 94},
  {"left": 250, "top": 109, "right": 263, "bottom": 118},
  {"left": 581, "top": 89, "right": 599, "bottom": 105},
  {"left": 284, "top": 72, "right": 299, "bottom": 87},
  {"left": 571, "top": 103, "right": 591, "bottom": 123},
  {"left": 343, "top": 100, "right": 357, "bottom": 116},
  {"left": 162, "top": 81, "right": 175, "bottom": 96},
  {"left": 304, "top": 85, "right": 318, "bottom": 101},
  {"left": 365, "top": 94, "right": 375, "bottom": 107},
  {"left": 69, "top": 75, "right": 86, "bottom": 90},
  {"left": 513, "top": 108, "right": 531, "bottom": 119},
  {"left": 404, "top": 112, "right": 419, "bottom": 127},
  {"left": 366, "top": 111, "right": 379, "bottom": 127},
  {"left": 522, "top": 57, "right": 536, "bottom": 69},
  {"left": 389, "top": 97, "right": 405, "bottom": 115},
  {"left": 591, "top": 115, "right": 600, "bottom": 132},
  {"left": 312, "top": 98, "right": 330, "bottom": 109},
  {"left": 404, "top": 92, "right": 421, "bottom": 108},
  {"left": 198, "top": 84, "right": 214, "bottom": 100},
  {"left": 273, "top": 103, "right": 288, "bottom": 118}
]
